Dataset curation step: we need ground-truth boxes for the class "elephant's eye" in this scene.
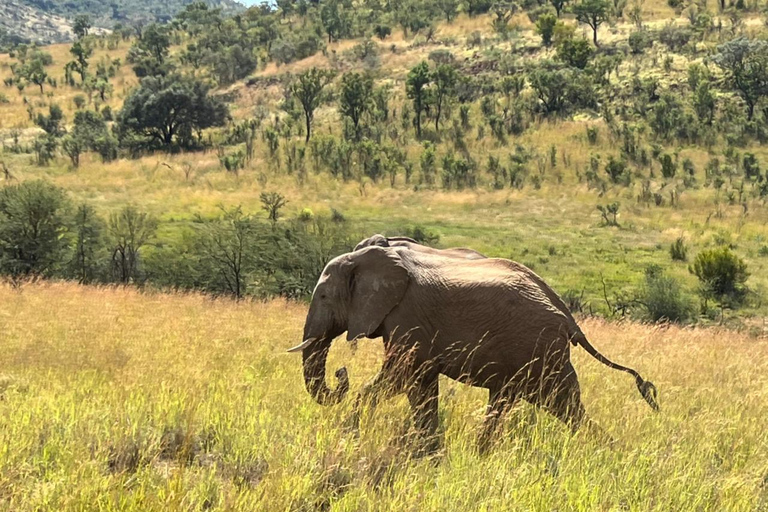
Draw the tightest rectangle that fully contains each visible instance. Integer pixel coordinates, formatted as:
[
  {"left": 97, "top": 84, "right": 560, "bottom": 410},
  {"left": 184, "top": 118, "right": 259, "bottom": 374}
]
[{"left": 319, "top": 293, "right": 327, "bottom": 300}]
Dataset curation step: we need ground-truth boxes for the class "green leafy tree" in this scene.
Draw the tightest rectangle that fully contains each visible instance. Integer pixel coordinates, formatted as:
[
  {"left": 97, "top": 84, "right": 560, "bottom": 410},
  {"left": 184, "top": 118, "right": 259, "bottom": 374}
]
[
  {"left": 108, "top": 206, "right": 157, "bottom": 283},
  {"left": 191, "top": 206, "right": 263, "bottom": 299},
  {"left": 339, "top": 72, "right": 374, "bottom": 140},
  {"left": 0, "top": 181, "right": 71, "bottom": 277},
  {"left": 127, "top": 23, "right": 172, "bottom": 77},
  {"left": 572, "top": 0, "right": 611, "bottom": 45},
  {"left": 406, "top": 61, "right": 432, "bottom": 138},
  {"left": 432, "top": 64, "right": 457, "bottom": 132},
  {"left": 712, "top": 37, "right": 768, "bottom": 121},
  {"left": 291, "top": 68, "right": 335, "bottom": 143},
  {"left": 536, "top": 13, "right": 558, "bottom": 47},
  {"left": 68, "top": 203, "right": 106, "bottom": 284},
  {"left": 73, "top": 15, "right": 91, "bottom": 39},
  {"left": 117, "top": 74, "right": 228, "bottom": 149},
  {"left": 438, "top": 0, "right": 459, "bottom": 21},
  {"left": 67, "top": 40, "right": 92, "bottom": 83},
  {"left": 22, "top": 57, "right": 48, "bottom": 93},
  {"left": 550, "top": 0, "right": 570, "bottom": 16}
]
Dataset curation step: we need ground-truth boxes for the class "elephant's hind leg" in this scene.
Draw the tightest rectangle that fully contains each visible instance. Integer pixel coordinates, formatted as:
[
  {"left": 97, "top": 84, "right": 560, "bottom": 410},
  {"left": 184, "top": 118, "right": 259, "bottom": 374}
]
[
  {"left": 478, "top": 385, "right": 520, "bottom": 454},
  {"left": 537, "top": 364, "right": 586, "bottom": 433}
]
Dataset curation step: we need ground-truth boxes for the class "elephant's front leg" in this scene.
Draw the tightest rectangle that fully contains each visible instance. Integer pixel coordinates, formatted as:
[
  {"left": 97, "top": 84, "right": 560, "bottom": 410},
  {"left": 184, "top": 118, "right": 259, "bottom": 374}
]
[
  {"left": 346, "top": 369, "right": 397, "bottom": 433},
  {"left": 406, "top": 373, "right": 441, "bottom": 455}
]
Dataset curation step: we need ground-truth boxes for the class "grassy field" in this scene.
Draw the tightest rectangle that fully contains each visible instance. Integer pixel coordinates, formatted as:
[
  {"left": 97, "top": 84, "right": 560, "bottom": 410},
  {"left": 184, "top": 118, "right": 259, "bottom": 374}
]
[{"left": 1, "top": 281, "right": 767, "bottom": 510}]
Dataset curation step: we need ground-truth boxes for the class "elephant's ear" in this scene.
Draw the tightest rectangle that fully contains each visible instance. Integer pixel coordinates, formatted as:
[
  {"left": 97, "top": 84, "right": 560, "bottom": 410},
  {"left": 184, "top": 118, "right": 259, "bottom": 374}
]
[
  {"left": 353, "top": 234, "right": 389, "bottom": 252},
  {"left": 346, "top": 246, "right": 409, "bottom": 341}
]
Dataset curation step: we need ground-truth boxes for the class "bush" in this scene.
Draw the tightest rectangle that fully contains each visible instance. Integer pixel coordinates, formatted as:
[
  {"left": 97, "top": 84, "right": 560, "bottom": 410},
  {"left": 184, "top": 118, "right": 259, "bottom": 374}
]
[
  {"left": 556, "top": 37, "right": 593, "bottom": 69},
  {"left": 670, "top": 236, "right": 688, "bottom": 261},
  {"left": 401, "top": 225, "right": 440, "bottom": 246},
  {"left": 637, "top": 265, "right": 693, "bottom": 323},
  {"left": 0, "top": 181, "right": 71, "bottom": 277},
  {"left": 689, "top": 247, "right": 749, "bottom": 307},
  {"left": 605, "top": 156, "right": 629, "bottom": 185},
  {"left": 628, "top": 30, "right": 652, "bottom": 54}
]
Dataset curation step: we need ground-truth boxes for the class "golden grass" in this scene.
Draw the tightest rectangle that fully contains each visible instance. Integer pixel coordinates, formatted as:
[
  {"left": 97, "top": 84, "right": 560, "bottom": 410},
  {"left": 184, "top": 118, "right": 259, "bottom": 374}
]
[{"left": 0, "top": 281, "right": 766, "bottom": 510}]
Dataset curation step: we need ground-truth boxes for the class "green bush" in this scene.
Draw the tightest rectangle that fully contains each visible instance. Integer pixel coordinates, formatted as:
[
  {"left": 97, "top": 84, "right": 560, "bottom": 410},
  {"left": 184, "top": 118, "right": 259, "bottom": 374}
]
[
  {"left": 670, "top": 236, "right": 687, "bottom": 261},
  {"left": 689, "top": 247, "right": 749, "bottom": 307},
  {"left": 637, "top": 265, "right": 693, "bottom": 323}
]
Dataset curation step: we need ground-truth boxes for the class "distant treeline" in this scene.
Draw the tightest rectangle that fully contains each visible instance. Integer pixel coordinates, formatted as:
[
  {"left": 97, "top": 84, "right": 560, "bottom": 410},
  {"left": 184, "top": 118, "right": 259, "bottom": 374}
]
[{"left": 0, "top": 180, "right": 354, "bottom": 300}]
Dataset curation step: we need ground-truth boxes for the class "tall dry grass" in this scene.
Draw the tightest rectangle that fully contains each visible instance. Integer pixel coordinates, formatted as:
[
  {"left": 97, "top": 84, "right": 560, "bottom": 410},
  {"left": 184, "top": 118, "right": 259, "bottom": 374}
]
[{"left": 0, "top": 281, "right": 766, "bottom": 510}]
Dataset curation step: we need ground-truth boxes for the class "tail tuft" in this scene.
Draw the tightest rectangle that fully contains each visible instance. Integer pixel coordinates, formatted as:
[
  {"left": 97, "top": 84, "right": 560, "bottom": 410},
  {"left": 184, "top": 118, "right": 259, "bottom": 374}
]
[{"left": 636, "top": 379, "right": 659, "bottom": 411}]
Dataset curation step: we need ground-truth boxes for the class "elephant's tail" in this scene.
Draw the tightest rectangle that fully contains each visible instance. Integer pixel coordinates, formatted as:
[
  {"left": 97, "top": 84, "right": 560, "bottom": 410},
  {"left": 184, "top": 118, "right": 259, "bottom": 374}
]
[{"left": 574, "top": 332, "right": 659, "bottom": 411}]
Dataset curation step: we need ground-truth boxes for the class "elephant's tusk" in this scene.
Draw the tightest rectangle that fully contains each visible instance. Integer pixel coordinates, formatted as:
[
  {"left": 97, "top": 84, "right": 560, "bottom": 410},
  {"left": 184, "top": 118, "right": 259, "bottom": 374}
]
[{"left": 287, "top": 338, "right": 316, "bottom": 353}]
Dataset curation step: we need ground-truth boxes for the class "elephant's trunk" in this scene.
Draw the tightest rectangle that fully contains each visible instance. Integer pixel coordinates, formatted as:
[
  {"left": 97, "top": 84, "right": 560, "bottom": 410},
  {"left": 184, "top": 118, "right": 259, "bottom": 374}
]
[{"left": 302, "top": 339, "right": 349, "bottom": 406}]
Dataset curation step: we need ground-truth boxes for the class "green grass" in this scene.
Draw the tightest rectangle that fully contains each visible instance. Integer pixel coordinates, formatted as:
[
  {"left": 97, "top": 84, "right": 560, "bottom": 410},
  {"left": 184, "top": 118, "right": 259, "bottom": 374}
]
[{"left": 1, "top": 282, "right": 767, "bottom": 510}]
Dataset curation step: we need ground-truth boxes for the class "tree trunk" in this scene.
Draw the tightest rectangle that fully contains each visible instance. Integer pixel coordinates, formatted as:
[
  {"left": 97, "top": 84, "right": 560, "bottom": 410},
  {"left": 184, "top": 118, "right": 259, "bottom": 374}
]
[{"left": 305, "top": 112, "right": 312, "bottom": 143}]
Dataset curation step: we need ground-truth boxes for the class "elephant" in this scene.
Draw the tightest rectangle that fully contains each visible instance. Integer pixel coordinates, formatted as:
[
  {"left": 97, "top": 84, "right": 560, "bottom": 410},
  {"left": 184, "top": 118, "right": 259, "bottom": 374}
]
[
  {"left": 354, "top": 234, "right": 486, "bottom": 261},
  {"left": 288, "top": 244, "right": 658, "bottom": 451}
]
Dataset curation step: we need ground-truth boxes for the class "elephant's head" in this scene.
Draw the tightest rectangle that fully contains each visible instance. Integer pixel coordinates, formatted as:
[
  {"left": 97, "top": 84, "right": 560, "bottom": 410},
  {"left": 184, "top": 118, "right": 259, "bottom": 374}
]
[
  {"left": 353, "top": 234, "right": 418, "bottom": 252},
  {"left": 288, "top": 246, "right": 410, "bottom": 406}
]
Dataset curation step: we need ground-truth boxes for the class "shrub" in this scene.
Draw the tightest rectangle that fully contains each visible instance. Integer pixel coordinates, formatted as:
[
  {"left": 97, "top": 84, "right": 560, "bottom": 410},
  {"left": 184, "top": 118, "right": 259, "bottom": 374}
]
[
  {"left": 670, "top": 236, "right": 688, "bottom": 261},
  {"left": 659, "top": 153, "right": 677, "bottom": 179},
  {"left": 689, "top": 247, "right": 749, "bottom": 307},
  {"left": 628, "top": 30, "right": 652, "bottom": 54},
  {"left": 556, "top": 37, "right": 593, "bottom": 69},
  {"left": 605, "top": 156, "right": 629, "bottom": 184},
  {"left": 0, "top": 181, "right": 71, "bottom": 277},
  {"left": 401, "top": 225, "right": 440, "bottom": 245},
  {"left": 597, "top": 202, "right": 620, "bottom": 226},
  {"left": 637, "top": 265, "right": 693, "bottom": 323}
]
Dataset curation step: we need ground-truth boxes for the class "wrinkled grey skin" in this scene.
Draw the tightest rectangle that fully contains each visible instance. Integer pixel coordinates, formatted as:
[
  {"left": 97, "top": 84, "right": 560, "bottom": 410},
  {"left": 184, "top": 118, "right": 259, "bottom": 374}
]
[
  {"left": 291, "top": 244, "right": 658, "bottom": 452},
  {"left": 354, "top": 234, "right": 486, "bottom": 261}
]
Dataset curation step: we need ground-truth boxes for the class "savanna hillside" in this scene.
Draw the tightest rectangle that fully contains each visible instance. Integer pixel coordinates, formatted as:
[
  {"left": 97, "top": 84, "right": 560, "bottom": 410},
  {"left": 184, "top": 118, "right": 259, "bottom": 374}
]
[
  {"left": 1, "top": 282, "right": 767, "bottom": 510},
  {"left": 1, "top": 0, "right": 768, "bottom": 509},
  {"left": 0, "top": 0, "right": 767, "bottom": 327}
]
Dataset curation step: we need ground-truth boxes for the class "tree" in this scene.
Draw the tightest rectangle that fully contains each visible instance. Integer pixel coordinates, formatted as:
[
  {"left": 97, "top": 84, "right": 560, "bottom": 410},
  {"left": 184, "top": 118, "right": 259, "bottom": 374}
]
[
  {"left": 192, "top": 206, "right": 262, "bottom": 299},
  {"left": 572, "top": 0, "right": 611, "bottom": 46},
  {"left": 406, "top": 61, "right": 432, "bottom": 138},
  {"left": 24, "top": 57, "right": 48, "bottom": 93},
  {"left": 73, "top": 15, "right": 91, "bottom": 39},
  {"left": 108, "top": 206, "right": 157, "bottom": 283},
  {"left": 536, "top": 13, "right": 558, "bottom": 47},
  {"left": 260, "top": 192, "right": 288, "bottom": 222},
  {"left": 339, "top": 72, "right": 373, "bottom": 140},
  {"left": 320, "top": 0, "right": 348, "bottom": 43},
  {"left": 127, "top": 23, "right": 172, "bottom": 78},
  {"left": 117, "top": 74, "right": 228, "bottom": 149},
  {"left": 0, "top": 181, "right": 71, "bottom": 277},
  {"left": 438, "top": 0, "right": 459, "bottom": 21},
  {"left": 432, "top": 64, "right": 457, "bottom": 132},
  {"left": 712, "top": 37, "right": 768, "bottom": 121},
  {"left": 550, "top": 0, "right": 570, "bottom": 16},
  {"left": 69, "top": 203, "right": 105, "bottom": 284},
  {"left": 68, "top": 40, "right": 92, "bottom": 83},
  {"left": 290, "top": 68, "right": 335, "bottom": 143}
]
